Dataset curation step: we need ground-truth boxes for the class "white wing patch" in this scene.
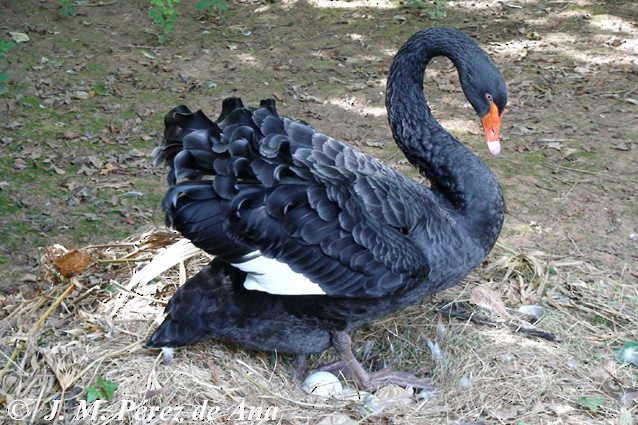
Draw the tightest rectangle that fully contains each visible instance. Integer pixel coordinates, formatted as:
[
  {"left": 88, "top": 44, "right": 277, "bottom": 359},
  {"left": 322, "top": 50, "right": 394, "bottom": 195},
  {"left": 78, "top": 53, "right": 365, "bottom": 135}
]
[{"left": 231, "top": 253, "right": 326, "bottom": 296}]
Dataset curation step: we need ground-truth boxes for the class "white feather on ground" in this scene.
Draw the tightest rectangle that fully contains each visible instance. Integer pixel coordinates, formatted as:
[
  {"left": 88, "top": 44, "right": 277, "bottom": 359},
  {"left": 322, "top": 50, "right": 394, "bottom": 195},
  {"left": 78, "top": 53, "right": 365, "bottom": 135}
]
[{"left": 129, "top": 238, "right": 203, "bottom": 287}]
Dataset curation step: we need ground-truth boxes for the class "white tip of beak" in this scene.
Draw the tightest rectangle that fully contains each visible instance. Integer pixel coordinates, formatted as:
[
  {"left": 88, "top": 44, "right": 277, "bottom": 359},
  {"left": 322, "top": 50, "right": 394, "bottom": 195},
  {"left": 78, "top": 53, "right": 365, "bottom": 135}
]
[{"left": 487, "top": 140, "right": 501, "bottom": 156}]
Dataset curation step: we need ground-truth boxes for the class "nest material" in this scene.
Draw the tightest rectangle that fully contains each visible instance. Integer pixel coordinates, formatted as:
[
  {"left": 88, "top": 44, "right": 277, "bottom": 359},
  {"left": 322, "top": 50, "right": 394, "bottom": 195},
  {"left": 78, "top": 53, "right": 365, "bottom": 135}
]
[{"left": 0, "top": 228, "right": 636, "bottom": 424}]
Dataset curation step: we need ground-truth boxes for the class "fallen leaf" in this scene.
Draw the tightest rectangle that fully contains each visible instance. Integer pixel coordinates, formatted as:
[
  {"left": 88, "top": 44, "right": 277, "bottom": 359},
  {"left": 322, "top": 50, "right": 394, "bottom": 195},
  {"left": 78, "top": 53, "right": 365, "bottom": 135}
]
[
  {"left": 470, "top": 286, "right": 510, "bottom": 317},
  {"left": 492, "top": 404, "right": 522, "bottom": 421},
  {"left": 14, "top": 158, "right": 27, "bottom": 171},
  {"left": 122, "top": 191, "right": 143, "bottom": 198},
  {"left": 21, "top": 274, "right": 38, "bottom": 282},
  {"left": 538, "top": 138, "right": 566, "bottom": 143},
  {"left": 509, "top": 125, "right": 537, "bottom": 135},
  {"left": 100, "top": 163, "right": 117, "bottom": 175},
  {"left": 546, "top": 142, "right": 562, "bottom": 151},
  {"left": 376, "top": 385, "right": 413, "bottom": 406},
  {"left": 315, "top": 414, "right": 357, "bottom": 425},
  {"left": 80, "top": 165, "right": 98, "bottom": 176},
  {"left": 25, "top": 147, "right": 42, "bottom": 159},
  {"left": 9, "top": 32, "right": 29, "bottom": 43},
  {"left": 52, "top": 249, "right": 93, "bottom": 278},
  {"left": 5, "top": 121, "right": 22, "bottom": 130},
  {"left": 612, "top": 143, "right": 631, "bottom": 151},
  {"left": 87, "top": 155, "right": 104, "bottom": 169},
  {"left": 63, "top": 130, "right": 81, "bottom": 139},
  {"left": 74, "top": 91, "right": 90, "bottom": 100},
  {"left": 346, "top": 83, "right": 367, "bottom": 91},
  {"left": 562, "top": 148, "right": 578, "bottom": 160},
  {"left": 576, "top": 396, "right": 606, "bottom": 412},
  {"left": 83, "top": 213, "right": 99, "bottom": 221}
]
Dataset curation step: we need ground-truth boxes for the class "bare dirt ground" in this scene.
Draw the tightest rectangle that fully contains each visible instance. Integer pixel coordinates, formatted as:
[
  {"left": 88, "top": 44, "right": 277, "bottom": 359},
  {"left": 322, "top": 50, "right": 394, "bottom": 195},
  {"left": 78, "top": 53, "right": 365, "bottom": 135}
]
[{"left": 0, "top": 0, "right": 637, "bottom": 424}]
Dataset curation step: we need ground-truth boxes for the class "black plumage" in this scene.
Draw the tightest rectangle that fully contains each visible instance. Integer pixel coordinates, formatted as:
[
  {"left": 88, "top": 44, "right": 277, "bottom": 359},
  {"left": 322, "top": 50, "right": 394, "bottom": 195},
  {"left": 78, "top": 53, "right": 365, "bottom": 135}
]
[{"left": 147, "top": 27, "right": 507, "bottom": 391}]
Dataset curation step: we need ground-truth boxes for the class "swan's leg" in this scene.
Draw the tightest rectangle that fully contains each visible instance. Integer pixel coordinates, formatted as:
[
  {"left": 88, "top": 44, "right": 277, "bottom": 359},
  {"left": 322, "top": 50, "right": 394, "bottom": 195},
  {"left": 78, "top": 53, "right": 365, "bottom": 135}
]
[
  {"left": 330, "top": 331, "right": 434, "bottom": 392},
  {"left": 293, "top": 354, "right": 309, "bottom": 380},
  {"left": 314, "top": 359, "right": 349, "bottom": 377}
]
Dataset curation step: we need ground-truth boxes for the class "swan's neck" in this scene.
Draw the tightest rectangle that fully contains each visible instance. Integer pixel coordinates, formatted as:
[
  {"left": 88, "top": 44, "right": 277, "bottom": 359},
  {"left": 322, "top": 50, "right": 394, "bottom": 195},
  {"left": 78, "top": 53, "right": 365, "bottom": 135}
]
[{"left": 385, "top": 29, "right": 504, "bottom": 250}]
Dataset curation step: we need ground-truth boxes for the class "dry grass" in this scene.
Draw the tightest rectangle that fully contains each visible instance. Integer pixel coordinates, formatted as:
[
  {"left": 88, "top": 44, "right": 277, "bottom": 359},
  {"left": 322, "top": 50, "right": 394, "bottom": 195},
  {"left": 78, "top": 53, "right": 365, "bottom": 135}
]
[{"left": 1, "top": 228, "right": 636, "bottom": 424}]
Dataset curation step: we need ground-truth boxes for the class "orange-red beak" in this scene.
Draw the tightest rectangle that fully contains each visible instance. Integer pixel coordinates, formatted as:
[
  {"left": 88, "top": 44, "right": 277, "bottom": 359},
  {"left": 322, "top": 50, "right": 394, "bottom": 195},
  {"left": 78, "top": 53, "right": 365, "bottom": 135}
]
[{"left": 481, "top": 101, "right": 502, "bottom": 156}]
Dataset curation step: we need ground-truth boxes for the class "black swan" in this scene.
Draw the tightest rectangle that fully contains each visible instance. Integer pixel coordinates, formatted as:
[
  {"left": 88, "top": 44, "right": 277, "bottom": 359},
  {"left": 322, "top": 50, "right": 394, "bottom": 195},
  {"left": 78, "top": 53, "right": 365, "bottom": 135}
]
[{"left": 146, "top": 27, "right": 507, "bottom": 391}]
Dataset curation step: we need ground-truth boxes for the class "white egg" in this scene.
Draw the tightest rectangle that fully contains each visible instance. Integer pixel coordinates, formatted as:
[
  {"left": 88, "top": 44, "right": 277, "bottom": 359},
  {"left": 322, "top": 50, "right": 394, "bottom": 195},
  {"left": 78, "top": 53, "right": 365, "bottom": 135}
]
[{"left": 302, "top": 371, "right": 343, "bottom": 397}]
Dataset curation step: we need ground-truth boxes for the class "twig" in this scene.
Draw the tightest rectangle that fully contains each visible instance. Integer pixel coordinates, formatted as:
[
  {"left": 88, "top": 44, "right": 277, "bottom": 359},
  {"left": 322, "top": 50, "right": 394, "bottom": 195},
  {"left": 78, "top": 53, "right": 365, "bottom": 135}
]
[
  {"left": 432, "top": 300, "right": 558, "bottom": 342},
  {"left": 566, "top": 233, "right": 584, "bottom": 257},
  {"left": 96, "top": 257, "right": 154, "bottom": 264},
  {"left": 28, "top": 280, "right": 78, "bottom": 334},
  {"left": 541, "top": 164, "right": 638, "bottom": 184},
  {"left": 0, "top": 347, "right": 24, "bottom": 376},
  {"left": 76, "top": 0, "right": 119, "bottom": 6},
  {"left": 4, "top": 296, "right": 48, "bottom": 325},
  {"left": 83, "top": 242, "right": 139, "bottom": 249},
  {"left": 625, "top": 81, "right": 638, "bottom": 97},
  {"left": 109, "top": 281, "right": 168, "bottom": 306},
  {"left": 69, "top": 340, "right": 143, "bottom": 388},
  {"left": 591, "top": 117, "right": 638, "bottom": 128},
  {"left": 433, "top": 301, "right": 497, "bottom": 327},
  {"left": 29, "top": 378, "right": 49, "bottom": 424},
  {"left": 1, "top": 281, "right": 77, "bottom": 376}
]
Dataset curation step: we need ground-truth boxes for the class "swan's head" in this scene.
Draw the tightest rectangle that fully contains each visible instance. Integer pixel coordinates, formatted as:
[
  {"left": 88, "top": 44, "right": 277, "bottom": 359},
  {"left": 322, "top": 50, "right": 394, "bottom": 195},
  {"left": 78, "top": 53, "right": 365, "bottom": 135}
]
[{"left": 460, "top": 59, "right": 507, "bottom": 156}]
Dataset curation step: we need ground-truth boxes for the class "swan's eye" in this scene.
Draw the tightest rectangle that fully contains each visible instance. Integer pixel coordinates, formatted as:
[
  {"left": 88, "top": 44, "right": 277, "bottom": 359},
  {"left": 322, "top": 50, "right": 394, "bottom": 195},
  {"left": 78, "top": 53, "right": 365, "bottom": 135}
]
[{"left": 485, "top": 93, "right": 493, "bottom": 102}]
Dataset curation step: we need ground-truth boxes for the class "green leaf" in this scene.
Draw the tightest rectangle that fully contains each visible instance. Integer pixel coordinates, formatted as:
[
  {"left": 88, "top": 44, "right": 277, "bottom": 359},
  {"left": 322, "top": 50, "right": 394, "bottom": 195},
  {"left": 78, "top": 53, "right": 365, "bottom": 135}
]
[
  {"left": 58, "top": 0, "right": 78, "bottom": 17},
  {"left": 195, "top": 0, "right": 228, "bottom": 13},
  {"left": 85, "top": 386, "right": 102, "bottom": 403},
  {"left": 85, "top": 376, "right": 118, "bottom": 402},
  {"left": 576, "top": 396, "right": 606, "bottom": 412},
  {"left": 91, "top": 84, "right": 109, "bottom": 95},
  {"left": 0, "top": 40, "right": 16, "bottom": 54},
  {"left": 98, "top": 376, "right": 118, "bottom": 401},
  {"left": 149, "top": 8, "right": 163, "bottom": 23}
]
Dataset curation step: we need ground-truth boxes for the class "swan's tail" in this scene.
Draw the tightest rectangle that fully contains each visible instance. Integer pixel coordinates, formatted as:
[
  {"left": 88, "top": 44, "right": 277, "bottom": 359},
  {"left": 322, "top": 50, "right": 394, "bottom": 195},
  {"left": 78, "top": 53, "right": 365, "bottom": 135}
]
[
  {"left": 152, "top": 97, "right": 311, "bottom": 189},
  {"left": 150, "top": 96, "right": 321, "bottom": 262},
  {"left": 152, "top": 97, "right": 245, "bottom": 185}
]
